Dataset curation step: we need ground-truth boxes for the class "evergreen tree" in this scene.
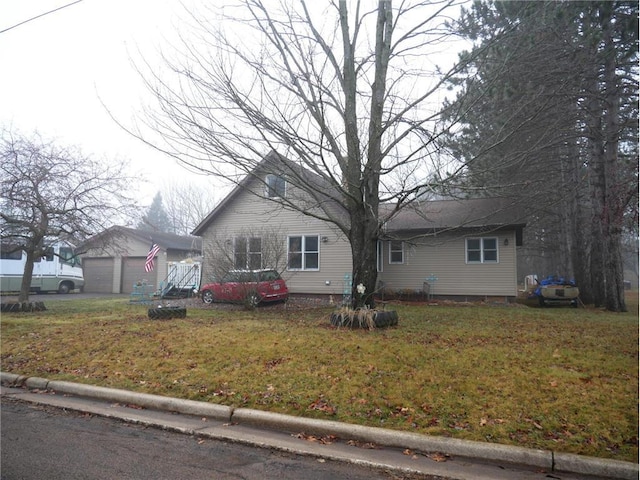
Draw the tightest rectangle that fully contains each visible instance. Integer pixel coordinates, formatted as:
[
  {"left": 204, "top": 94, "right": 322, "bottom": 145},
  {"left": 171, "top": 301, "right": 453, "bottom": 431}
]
[
  {"left": 139, "top": 192, "right": 172, "bottom": 233},
  {"left": 443, "top": 1, "right": 638, "bottom": 311}
]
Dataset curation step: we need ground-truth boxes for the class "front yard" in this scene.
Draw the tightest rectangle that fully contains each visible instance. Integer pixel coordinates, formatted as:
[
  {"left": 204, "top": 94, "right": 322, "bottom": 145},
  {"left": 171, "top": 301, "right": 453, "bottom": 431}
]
[{"left": 1, "top": 294, "right": 637, "bottom": 462}]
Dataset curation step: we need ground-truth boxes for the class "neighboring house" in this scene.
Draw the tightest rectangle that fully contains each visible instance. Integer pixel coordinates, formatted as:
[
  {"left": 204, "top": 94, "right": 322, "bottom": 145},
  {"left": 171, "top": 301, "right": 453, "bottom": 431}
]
[
  {"left": 80, "top": 226, "right": 202, "bottom": 294},
  {"left": 192, "top": 152, "right": 526, "bottom": 301}
]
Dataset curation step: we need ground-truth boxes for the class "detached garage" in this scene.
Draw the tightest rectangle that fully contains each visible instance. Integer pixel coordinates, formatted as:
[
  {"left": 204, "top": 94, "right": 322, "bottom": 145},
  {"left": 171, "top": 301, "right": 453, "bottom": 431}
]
[
  {"left": 82, "top": 258, "right": 114, "bottom": 293},
  {"left": 81, "top": 227, "right": 202, "bottom": 294}
]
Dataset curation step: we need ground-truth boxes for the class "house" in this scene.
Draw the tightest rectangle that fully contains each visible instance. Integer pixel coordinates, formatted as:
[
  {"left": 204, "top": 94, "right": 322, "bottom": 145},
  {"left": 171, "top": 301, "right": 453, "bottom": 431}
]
[
  {"left": 80, "top": 226, "right": 202, "bottom": 294},
  {"left": 192, "top": 152, "right": 526, "bottom": 301}
]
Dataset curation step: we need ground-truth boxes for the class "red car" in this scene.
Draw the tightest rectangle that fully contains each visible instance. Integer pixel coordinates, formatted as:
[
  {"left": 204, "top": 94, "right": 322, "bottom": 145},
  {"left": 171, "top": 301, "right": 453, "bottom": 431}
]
[{"left": 200, "top": 269, "right": 289, "bottom": 307}]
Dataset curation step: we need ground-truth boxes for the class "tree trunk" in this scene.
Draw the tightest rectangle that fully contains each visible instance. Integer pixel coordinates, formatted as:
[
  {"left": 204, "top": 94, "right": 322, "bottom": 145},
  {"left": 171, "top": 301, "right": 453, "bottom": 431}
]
[
  {"left": 589, "top": 146, "right": 606, "bottom": 307},
  {"left": 18, "top": 250, "right": 36, "bottom": 303},
  {"left": 601, "top": 4, "right": 626, "bottom": 312},
  {"left": 349, "top": 209, "right": 379, "bottom": 309}
]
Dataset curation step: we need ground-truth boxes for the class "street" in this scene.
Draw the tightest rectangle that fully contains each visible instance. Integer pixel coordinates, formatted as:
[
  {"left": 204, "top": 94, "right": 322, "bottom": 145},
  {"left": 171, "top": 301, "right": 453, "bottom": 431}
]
[{"left": 1, "top": 398, "right": 426, "bottom": 480}]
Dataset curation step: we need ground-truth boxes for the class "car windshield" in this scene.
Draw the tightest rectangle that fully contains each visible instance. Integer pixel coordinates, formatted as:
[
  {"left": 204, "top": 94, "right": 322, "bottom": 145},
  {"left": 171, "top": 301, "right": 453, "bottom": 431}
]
[{"left": 259, "top": 270, "right": 281, "bottom": 281}]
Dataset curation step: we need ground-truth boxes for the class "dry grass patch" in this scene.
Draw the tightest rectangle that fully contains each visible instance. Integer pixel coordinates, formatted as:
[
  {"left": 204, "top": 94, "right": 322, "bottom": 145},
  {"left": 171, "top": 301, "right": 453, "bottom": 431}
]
[{"left": 1, "top": 295, "right": 637, "bottom": 462}]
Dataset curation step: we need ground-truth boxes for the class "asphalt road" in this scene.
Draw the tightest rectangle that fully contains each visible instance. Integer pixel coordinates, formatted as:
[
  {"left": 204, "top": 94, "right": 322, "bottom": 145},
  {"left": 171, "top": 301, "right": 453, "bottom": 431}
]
[{"left": 1, "top": 398, "right": 427, "bottom": 480}]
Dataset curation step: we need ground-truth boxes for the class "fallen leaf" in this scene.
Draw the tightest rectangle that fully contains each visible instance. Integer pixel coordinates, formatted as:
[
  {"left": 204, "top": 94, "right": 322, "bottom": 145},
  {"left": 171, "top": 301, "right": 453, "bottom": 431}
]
[
  {"left": 427, "top": 452, "right": 450, "bottom": 462},
  {"left": 308, "top": 397, "right": 336, "bottom": 415},
  {"left": 347, "top": 439, "right": 380, "bottom": 449}
]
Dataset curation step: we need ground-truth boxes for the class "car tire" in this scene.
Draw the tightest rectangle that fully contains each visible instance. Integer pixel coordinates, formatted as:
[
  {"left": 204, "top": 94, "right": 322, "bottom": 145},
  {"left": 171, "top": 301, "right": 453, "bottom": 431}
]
[
  {"left": 58, "top": 282, "right": 71, "bottom": 294},
  {"left": 202, "top": 290, "right": 214, "bottom": 304},
  {"left": 246, "top": 292, "right": 261, "bottom": 308}
]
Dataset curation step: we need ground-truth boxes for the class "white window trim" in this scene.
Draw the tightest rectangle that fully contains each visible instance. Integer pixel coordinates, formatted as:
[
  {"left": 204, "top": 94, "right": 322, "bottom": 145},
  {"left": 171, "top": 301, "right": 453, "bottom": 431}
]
[
  {"left": 376, "top": 240, "right": 383, "bottom": 272},
  {"left": 265, "top": 174, "right": 286, "bottom": 199},
  {"left": 287, "top": 234, "right": 320, "bottom": 271},
  {"left": 389, "top": 240, "right": 404, "bottom": 264},
  {"left": 465, "top": 237, "right": 499, "bottom": 264},
  {"left": 233, "top": 236, "right": 263, "bottom": 270}
]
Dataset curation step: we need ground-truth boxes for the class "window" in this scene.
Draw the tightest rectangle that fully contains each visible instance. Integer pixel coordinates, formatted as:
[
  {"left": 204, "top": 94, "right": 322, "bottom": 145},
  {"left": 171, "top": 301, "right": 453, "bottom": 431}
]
[
  {"left": 234, "top": 237, "right": 262, "bottom": 269},
  {"left": 59, "top": 246, "right": 77, "bottom": 266},
  {"left": 376, "top": 240, "right": 383, "bottom": 272},
  {"left": 466, "top": 238, "right": 498, "bottom": 263},
  {"left": 0, "top": 247, "right": 22, "bottom": 260},
  {"left": 389, "top": 240, "right": 404, "bottom": 264},
  {"left": 287, "top": 235, "right": 319, "bottom": 271},
  {"left": 266, "top": 174, "right": 286, "bottom": 198}
]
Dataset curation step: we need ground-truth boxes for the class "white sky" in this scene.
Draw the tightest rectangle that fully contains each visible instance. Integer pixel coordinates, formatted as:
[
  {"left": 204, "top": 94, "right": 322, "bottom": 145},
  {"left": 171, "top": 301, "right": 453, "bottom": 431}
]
[
  {"left": 1, "top": 1, "right": 467, "bottom": 211},
  {"left": 0, "top": 0, "right": 211, "bottom": 206}
]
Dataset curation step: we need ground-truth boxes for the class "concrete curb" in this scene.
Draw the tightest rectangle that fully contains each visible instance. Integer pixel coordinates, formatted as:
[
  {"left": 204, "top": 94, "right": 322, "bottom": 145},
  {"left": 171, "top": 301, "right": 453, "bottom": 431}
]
[
  {"left": 232, "top": 408, "right": 551, "bottom": 469},
  {"left": 2, "top": 372, "right": 638, "bottom": 480}
]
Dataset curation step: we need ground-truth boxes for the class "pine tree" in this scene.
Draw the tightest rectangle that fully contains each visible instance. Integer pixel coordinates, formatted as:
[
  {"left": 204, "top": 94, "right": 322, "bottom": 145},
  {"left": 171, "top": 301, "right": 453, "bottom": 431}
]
[{"left": 139, "top": 192, "right": 173, "bottom": 233}]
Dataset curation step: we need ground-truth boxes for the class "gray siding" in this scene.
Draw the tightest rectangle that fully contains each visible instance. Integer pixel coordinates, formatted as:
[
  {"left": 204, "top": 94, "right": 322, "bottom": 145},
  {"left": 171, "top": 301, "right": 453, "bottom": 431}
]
[
  {"left": 200, "top": 187, "right": 352, "bottom": 295},
  {"left": 378, "top": 231, "right": 518, "bottom": 297},
  {"left": 200, "top": 182, "right": 519, "bottom": 298}
]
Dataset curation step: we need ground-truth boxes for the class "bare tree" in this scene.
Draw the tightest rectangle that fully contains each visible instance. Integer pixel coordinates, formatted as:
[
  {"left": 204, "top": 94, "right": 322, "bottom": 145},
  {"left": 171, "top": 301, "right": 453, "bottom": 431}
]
[
  {"left": 0, "top": 130, "right": 137, "bottom": 302},
  {"left": 160, "top": 181, "right": 218, "bottom": 236},
  {"left": 202, "top": 226, "right": 287, "bottom": 283},
  {"left": 134, "top": 0, "right": 512, "bottom": 308}
]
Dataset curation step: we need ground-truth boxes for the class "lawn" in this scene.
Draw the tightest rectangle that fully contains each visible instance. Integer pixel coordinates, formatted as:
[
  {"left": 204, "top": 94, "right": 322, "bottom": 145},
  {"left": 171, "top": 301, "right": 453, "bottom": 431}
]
[{"left": 1, "top": 294, "right": 638, "bottom": 462}]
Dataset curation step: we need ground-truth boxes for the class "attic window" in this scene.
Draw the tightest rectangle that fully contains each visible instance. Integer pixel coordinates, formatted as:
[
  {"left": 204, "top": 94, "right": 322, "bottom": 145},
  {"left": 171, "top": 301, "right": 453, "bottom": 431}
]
[{"left": 266, "top": 174, "right": 286, "bottom": 198}]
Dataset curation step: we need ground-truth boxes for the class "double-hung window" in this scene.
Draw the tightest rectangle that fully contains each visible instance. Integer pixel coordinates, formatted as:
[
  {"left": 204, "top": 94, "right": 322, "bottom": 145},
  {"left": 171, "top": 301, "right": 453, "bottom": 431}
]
[
  {"left": 389, "top": 240, "right": 404, "bottom": 264},
  {"left": 466, "top": 237, "right": 498, "bottom": 263},
  {"left": 287, "top": 235, "right": 319, "bottom": 271},
  {"left": 234, "top": 237, "right": 262, "bottom": 269},
  {"left": 265, "top": 174, "right": 286, "bottom": 198}
]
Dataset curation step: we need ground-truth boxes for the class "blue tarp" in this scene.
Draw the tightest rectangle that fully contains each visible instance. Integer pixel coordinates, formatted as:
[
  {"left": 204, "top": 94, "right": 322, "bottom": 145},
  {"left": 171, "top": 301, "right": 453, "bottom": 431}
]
[{"left": 534, "top": 275, "right": 576, "bottom": 297}]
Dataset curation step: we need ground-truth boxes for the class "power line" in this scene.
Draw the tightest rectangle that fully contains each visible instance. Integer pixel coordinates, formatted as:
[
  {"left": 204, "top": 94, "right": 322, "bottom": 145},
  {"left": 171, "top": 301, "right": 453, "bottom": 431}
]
[{"left": 0, "top": 0, "right": 85, "bottom": 35}]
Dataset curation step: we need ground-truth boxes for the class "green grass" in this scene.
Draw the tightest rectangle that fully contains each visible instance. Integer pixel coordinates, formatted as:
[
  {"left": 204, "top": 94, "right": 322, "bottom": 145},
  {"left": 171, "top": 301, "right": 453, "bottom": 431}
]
[{"left": 1, "top": 295, "right": 638, "bottom": 462}]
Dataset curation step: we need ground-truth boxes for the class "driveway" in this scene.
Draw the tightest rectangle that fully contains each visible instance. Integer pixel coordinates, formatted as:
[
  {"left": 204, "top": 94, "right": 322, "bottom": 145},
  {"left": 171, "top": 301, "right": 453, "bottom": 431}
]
[{"left": 0, "top": 292, "right": 129, "bottom": 302}]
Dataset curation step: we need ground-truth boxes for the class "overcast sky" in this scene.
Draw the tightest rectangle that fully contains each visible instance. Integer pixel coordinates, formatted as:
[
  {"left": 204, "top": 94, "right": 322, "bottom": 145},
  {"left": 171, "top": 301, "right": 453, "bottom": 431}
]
[
  {"left": 1, "top": 1, "right": 465, "bottom": 210},
  {"left": 1, "top": 0, "right": 210, "bottom": 205}
]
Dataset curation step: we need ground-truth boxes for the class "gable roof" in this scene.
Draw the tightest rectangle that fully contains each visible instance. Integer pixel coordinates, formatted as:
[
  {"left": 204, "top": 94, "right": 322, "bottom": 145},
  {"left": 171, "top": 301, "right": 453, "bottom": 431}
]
[
  {"left": 193, "top": 151, "right": 526, "bottom": 237},
  {"left": 192, "top": 150, "right": 348, "bottom": 236},
  {"left": 82, "top": 226, "right": 202, "bottom": 252}
]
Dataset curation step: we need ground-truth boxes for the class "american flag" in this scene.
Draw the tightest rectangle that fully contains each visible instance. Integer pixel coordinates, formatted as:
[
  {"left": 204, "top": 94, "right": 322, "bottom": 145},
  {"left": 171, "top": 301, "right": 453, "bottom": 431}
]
[{"left": 145, "top": 243, "right": 160, "bottom": 273}]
